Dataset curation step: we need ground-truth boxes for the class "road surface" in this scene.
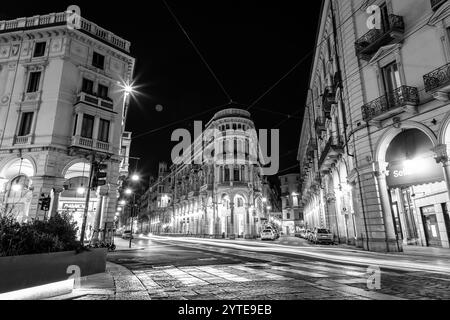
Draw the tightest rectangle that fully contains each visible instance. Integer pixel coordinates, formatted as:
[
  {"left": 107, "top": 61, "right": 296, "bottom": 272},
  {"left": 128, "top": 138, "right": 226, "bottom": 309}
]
[{"left": 97, "top": 235, "right": 450, "bottom": 300}]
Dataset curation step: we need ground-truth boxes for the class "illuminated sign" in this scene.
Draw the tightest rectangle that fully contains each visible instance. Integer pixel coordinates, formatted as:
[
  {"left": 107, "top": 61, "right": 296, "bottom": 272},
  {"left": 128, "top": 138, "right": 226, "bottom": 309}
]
[{"left": 386, "top": 157, "right": 444, "bottom": 188}]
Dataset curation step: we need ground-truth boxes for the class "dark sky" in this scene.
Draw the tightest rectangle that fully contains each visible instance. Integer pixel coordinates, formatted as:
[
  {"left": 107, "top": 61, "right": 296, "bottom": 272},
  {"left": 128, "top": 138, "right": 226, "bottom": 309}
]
[{"left": 1, "top": 1, "right": 322, "bottom": 188}]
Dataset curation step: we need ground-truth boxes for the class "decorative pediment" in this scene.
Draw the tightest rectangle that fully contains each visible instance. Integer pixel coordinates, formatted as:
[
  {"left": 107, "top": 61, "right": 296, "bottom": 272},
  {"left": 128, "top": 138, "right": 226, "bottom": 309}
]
[
  {"left": 428, "top": 2, "right": 450, "bottom": 26},
  {"left": 369, "top": 43, "right": 401, "bottom": 65}
]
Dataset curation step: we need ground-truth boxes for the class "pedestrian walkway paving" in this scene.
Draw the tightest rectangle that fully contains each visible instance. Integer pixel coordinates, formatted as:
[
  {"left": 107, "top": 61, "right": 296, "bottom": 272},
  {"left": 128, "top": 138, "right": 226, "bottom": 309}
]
[{"left": 48, "top": 259, "right": 408, "bottom": 300}]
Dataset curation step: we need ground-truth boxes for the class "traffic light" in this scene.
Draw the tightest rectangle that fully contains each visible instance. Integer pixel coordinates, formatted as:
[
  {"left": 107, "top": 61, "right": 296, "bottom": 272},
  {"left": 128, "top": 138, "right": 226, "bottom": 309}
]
[
  {"left": 92, "top": 162, "right": 108, "bottom": 189},
  {"left": 39, "top": 194, "right": 51, "bottom": 211}
]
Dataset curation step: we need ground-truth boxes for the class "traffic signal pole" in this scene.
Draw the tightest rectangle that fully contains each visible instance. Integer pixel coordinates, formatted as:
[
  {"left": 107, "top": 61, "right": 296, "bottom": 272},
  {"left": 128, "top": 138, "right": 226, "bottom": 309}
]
[{"left": 80, "top": 156, "right": 95, "bottom": 246}]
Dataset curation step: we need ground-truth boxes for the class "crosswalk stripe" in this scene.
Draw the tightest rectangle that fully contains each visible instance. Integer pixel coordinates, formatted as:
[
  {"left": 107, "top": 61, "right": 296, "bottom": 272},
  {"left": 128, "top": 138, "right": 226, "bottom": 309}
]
[
  {"left": 285, "top": 262, "right": 367, "bottom": 277},
  {"left": 164, "top": 268, "right": 208, "bottom": 286},
  {"left": 269, "top": 266, "right": 329, "bottom": 278},
  {"left": 229, "top": 265, "right": 290, "bottom": 280},
  {"left": 197, "top": 266, "right": 251, "bottom": 282}
]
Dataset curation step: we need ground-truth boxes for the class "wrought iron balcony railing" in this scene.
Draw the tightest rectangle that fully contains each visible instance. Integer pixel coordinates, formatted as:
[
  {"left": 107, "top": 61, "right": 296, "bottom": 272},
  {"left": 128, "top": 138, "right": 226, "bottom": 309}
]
[
  {"left": 424, "top": 62, "right": 450, "bottom": 93},
  {"left": 355, "top": 15, "right": 405, "bottom": 61},
  {"left": 361, "top": 86, "right": 419, "bottom": 122},
  {"left": 431, "top": 0, "right": 447, "bottom": 11}
]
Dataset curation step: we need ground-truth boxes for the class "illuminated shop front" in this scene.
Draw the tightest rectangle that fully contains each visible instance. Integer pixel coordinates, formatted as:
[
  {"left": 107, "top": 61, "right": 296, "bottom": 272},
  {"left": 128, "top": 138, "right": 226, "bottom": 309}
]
[{"left": 384, "top": 129, "right": 450, "bottom": 248}]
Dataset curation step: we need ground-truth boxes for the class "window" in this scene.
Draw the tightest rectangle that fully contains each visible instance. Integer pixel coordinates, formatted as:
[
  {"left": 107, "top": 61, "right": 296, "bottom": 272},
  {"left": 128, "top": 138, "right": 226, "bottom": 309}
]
[
  {"left": 237, "top": 198, "right": 244, "bottom": 207},
  {"left": 27, "top": 72, "right": 41, "bottom": 93},
  {"left": 382, "top": 61, "right": 402, "bottom": 94},
  {"left": 33, "top": 42, "right": 46, "bottom": 57},
  {"left": 92, "top": 52, "right": 105, "bottom": 69},
  {"left": 224, "top": 167, "right": 230, "bottom": 182},
  {"left": 18, "top": 112, "right": 33, "bottom": 136},
  {"left": 98, "top": 84, "right": 109, "bottom": 99},
  {"left": 98, "top": 119, "right": 110, "bottom": 142},
  {"left": 73, "top": 114, "right": 78, "bottom": 136},
  {"left": 234, "top": 168, "right": 240, "bottom": 181},
  {"left": 81, "top": 114, "right": 95, "bottom": 139},
  {"left": 82, "top": 78, "right": 94, "bottom": 94},
  {"left": 287, "top": 213, "right": 291, "bottom": 220}
]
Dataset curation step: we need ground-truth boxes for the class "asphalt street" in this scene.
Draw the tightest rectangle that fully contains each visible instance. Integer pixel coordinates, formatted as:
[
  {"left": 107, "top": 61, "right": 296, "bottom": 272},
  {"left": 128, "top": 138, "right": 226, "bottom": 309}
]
[{"left": 91, "top": 236, "right": 450, "bottom": 300}]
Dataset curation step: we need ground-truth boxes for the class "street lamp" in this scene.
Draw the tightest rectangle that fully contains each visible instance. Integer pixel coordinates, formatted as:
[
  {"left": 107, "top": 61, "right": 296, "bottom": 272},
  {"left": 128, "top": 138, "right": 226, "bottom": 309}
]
[
  {"left": 119, "top": 200, "right": 126, "bottom": 206},
  {"left": 11, "top": 184, "right": 22, "bottom": 192},
  {"left": 131, "top": 174, "right": 140, "bottom": 182},
  {"left": 125, "top": 188, "right": 133, "bottom": 195},
  {"left": 77, "top": 186, "right": 85, "bottom": 195}
]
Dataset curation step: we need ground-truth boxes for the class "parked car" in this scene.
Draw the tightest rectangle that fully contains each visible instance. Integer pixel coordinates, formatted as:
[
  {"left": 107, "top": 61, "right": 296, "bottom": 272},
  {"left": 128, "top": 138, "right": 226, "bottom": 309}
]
[
  {"left": 263, "top": 225, "right": 280, "bottom": 239},
  {"left": 121, "top": 230, "right": 133, "bottom": 240},
  {"left": 298, "top": 228, "right": 308, "bottom": 239},
  {"left": 260, "top": 229, "right": 277, "bottom": 241},
  {"left": 306, "top": 229, "right": 314, "bottom": 242},
  {"left": 311, "top": 228, "right": 334, "bottom": 244}
]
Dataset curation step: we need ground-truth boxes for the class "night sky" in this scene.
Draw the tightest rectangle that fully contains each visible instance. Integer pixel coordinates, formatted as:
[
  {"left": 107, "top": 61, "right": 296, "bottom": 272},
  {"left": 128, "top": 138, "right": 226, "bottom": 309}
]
[{"left": 1, "top": 1, "right": 322, "bottom": 188}]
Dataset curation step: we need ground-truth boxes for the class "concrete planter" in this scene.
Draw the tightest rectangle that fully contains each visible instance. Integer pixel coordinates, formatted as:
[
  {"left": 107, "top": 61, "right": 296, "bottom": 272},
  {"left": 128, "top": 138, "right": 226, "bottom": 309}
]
[{"left": 0, "top": 248, "right": 107, "bottom": 294}]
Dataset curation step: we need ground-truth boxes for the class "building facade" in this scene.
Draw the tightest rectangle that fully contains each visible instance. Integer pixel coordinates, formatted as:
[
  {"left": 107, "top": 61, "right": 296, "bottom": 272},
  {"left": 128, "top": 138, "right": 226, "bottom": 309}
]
[
  {"left": 298, "top": 0, "right": 450, "bottom": 252},
  {"left": 279, "top": 173, "right": 303, "bottom": 235},
  {"left": 141, "top": 107, "right": 266, "bottom": 239},
  {"left": 0, "top": 11, "right": 135, "bottom": 240}
]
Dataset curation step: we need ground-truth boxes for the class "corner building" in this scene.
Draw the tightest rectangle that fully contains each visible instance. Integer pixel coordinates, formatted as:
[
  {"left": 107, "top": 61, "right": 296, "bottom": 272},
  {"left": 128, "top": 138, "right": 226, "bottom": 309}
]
[
  {"left": 145, "top": 107, "right": 266, "bottom": 239},
  {"left": 0, "top": 11, "right": 135, "bottom": 239}
]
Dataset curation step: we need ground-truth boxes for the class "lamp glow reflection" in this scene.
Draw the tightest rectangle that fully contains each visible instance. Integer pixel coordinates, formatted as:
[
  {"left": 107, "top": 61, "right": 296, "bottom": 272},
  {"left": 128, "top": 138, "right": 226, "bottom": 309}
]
[
  {"left": 11, "top": 184, "right": 22, "bottom": 192},
  {"left": 77, "top": 187, "right": 85, "bottom": 195}
]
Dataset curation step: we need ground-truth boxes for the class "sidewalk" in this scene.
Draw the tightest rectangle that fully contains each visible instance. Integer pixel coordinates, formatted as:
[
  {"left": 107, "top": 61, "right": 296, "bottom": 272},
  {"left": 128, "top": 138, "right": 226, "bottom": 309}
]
[{"left": 47, "top": 262, "right": 148, "bottom": 300}]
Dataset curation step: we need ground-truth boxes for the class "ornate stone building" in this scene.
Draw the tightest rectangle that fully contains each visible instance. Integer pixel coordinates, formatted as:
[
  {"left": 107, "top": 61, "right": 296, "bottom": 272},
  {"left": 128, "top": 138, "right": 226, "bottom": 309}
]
[
  {"left": 0, "top": 11, "right": 135, "bottom": 239},
  {"left": 298, "top": 0, "right": 450, "bottom": 252},
  {"left": 143, "top": 107, "right": 266, "bottom": 238}
]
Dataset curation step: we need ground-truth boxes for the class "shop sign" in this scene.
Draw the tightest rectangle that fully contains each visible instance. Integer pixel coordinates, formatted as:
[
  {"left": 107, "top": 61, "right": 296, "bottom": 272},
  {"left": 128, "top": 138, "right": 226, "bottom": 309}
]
[
  {"left": 386, "top": 158, "right": 444, "bottom": 188},
  {"left": 61, "top": 202, "right": 96, "bottom": 212}
]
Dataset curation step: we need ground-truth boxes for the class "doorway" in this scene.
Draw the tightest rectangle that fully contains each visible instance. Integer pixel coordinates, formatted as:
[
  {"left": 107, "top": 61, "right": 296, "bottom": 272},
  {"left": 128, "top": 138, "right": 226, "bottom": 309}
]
[{"left": 421, "top": 206, "right": 442, "bottom": 247}]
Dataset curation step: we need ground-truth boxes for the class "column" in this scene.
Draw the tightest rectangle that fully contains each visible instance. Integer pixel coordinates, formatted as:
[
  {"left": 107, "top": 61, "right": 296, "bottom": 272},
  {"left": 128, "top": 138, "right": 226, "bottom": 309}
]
[
  {"left": 375, "top": 162, "right": 403, "bottom": 252},
  {"left": 100, "top": 188, "right": 117, "bottom": 242},
  {"left": 92, "top": 187, "right": 108, "bottom": 242},
  {"left": 229, "top": 202, "right": 235, "bottom": 239},
  {"left": 49, "top": 179, "right": 65, "bottom": 219},
  {"left": 244, "top": 206, "right": 251, "bottom": 239},
  {"left": 434, "top": 145, "right": 450, "bottom": 248}
]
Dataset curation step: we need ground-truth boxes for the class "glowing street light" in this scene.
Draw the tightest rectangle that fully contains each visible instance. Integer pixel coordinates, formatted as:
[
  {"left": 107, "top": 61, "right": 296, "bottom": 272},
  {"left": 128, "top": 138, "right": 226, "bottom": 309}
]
[
  {"left": 77, "top": 186, "right": 85, "bottom": 195},
  {"left": 11, "top": 184, "right": 22, "bottom": 192},
  {"left": 125, "top": 188, "right": 133, "bottom": 195},
  {"left": 262, "top": 197, "right": 267, "bottom": 203},
  {"left": 117, "top": 207, "right": 122, "bottom": 212},
  {"left": 119, "top": 200, "right": 127, "bottom": 206},
  {"left": 131, "top": 174, "right": 140, "bottom": 182}
]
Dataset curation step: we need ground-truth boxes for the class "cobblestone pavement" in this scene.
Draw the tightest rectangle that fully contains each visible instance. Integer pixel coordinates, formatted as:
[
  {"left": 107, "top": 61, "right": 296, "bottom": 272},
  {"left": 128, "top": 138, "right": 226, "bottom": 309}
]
[{"left": 68, "top": 237, "right": 450, "bottom": 300}]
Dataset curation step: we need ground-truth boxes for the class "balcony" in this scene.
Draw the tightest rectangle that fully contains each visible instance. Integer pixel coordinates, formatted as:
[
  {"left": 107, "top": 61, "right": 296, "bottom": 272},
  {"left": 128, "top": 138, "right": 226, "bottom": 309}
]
[
  {"left": 318, "top": 137, "right": 344, "bottom": 172},
  {"left": 315, "top": 117, "right": 326, "bottom": 135},
  {"left": 70, "top": 136, "right": 113, "bottom": 154},
  {"left": 13, "top": 135, "right": 32, "bottom": 145},
  {"left": 0, "top": 12, "right": 130, "bottom": 53},
  {"left": 423, "top": 62, "right": 450, "bottom": 101},
  {"left": 431, "top": 0, "right": 447, "bottom": 11},
  {"left": 355, "top": 15, "right": 405, "bottom": 61},
  {"left": 76, "top": 92, "right": 114, "bottom": 110},
  {"left": 322, "top": 86, "right": 337, "bottom": 112},
  {"left": 361, "top": 86, "right": 419, "bottom": 122}
]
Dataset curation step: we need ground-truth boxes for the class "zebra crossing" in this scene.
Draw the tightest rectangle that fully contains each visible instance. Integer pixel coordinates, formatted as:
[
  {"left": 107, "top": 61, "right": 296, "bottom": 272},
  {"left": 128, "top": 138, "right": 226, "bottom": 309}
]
[{"left": 131, "top": 260, "right": 372, "bottom": 290}]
